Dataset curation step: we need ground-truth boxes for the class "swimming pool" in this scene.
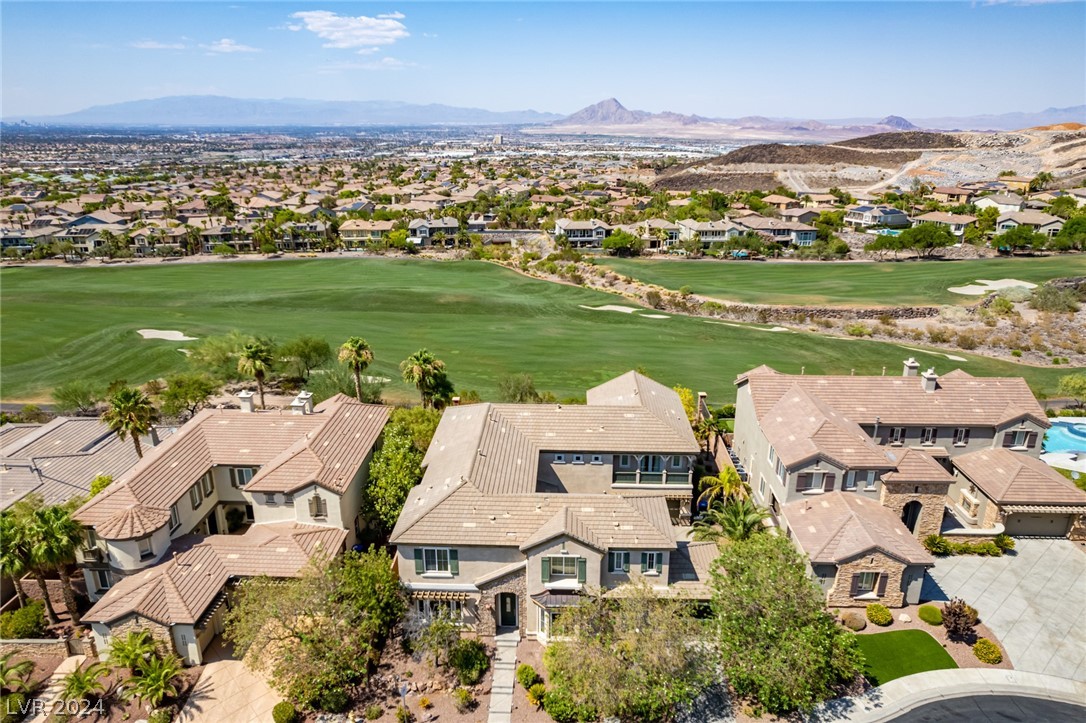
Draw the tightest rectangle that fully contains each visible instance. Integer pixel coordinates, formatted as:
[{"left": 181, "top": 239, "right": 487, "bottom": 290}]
[{"left": 1043, "top": 420, "right": 1086, "bottom": 454}]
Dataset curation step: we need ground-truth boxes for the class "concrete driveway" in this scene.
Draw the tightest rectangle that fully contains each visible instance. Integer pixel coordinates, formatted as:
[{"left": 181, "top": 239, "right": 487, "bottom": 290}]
[
  {"left": 922, "top": 538, "right": 1086, "bottom": 682},
  {"left": 178, "top": 640, "right": 280, "bottom": 723}
]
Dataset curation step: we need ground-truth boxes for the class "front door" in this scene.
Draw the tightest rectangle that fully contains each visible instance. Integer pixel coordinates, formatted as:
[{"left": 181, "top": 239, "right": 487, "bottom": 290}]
[
  {"left": 901, "top": 501, "right": 922, "bottom": 534},
  {"left": 498, "top": 593, "right": 517, "bottom": 628},
  {"left": 207, "top": 511, "right": 219, "bottom": 535}
]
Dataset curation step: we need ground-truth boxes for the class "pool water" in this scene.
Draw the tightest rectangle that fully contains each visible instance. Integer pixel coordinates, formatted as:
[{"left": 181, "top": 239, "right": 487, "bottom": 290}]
[{"left": 1043, "top": 420, "right": 1086, "bottom": 454}]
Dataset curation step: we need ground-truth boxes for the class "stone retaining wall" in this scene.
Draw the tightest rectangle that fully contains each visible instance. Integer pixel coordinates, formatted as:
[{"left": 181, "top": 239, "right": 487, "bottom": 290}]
[{"left": 0, "top": 638, "right": 70, "bottom": 658}]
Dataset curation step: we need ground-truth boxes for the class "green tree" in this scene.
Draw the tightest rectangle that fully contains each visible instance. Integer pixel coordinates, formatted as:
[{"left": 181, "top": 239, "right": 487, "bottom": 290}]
[
  {"left": 238, "top": 341, "right": 275, "bottom": 409},
  {"left": 897, "top": 223, "right": 955, "bottom": 258},
  {"left": 0, "top": 513, "right": 34, "bottom": 609},
  {"left": 1030, "top": 172, "right": 1053, "bottom": 192},
  {"left": 366, "top": 424, "right": 423, "bottom": 531},
  {"left": 59, "top": 662, "right": 110, "bottom": 706},
  {"left": 187, "top": 331, "right": 252, "bottom": 381},
  {"left": 52, "top": 380, "right": 103, "bottom": 416},
  {"left": 400, "top": 349, "right": 447, "bottom": 409},
  {"left": 28, "top": 505, "right": 85, "bottom": 626},
  {"left": 389, "top": 406, "right": 442, "bottom": 452},
  {"left": 108, "top": 629, "right": 157, "bottom": 672},
  {"left": 161, "top": 373, "right": 218, "bottom": 419},
  {"left": 1058, "top": 373, "right": 1086, "bottom": 407},
  {"left": 998, "top": 224, "right": 1045, "bottom": 252},
  {"left": 672, "top": 385, "right": 697, "bottom": 424},
  {"left": 338, "top": 337, "right": 375, "bottom": 403},
  {"left": 497, "top": 373, "right": 542, "bottom": 403},
  {"left": 710, "top": 534, "right": 864, "bottom": 713},
  {"left": 102, "top": 387, "right": 158, "bottom": 458},
  {"left": 692, "top": 498, "right": 769, "bottom": 544},
  {"left": 281, "top": 336, "right": 332, "bottom": 381},
  {"left": 1053, "top": 216, "right": 1086, "bottom": 252},
  {"left": 89, "top": 475, "right": 113, "bottom": 497},
  {"left": 601, "top": 229, "right": 645, "bottom": 257},
  {"left": 0, "top": 652, "right": 34, "bottom": 694},
  {"left": 1047, "top": 196, "right": 1078, "bottom": 219},
  {"left": 125, "top": 655, "right": 183, "bottom": 711},
  {"left": 696, "top": 466, "right": 747, "bottom": 507}
]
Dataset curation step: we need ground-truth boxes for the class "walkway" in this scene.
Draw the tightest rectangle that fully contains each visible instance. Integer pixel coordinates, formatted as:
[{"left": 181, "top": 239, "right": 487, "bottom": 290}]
[
  {"left": 26, "top": 655, "right": 85, "bottom": 723},
  {"left": 487, "top": 631, "right": 520, "bottom": 723},
  {"left": 177, "top": 640, "right": 279, "bottom": 723},
  {"left": 921, "top": 537, "right": 1086, "bottom": 681}
]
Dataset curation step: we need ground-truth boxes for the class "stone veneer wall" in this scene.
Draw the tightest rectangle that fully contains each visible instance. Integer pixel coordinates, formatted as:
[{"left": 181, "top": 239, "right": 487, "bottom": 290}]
[
  {"left": 106, "top": 614, "right": 175, "bottom": 658},
  {"left": 879, "top": 483, "right": 949, "bottom": 539},
  {"left": 983, "top": 501, "right": 1002, "bottom": 529},
  {"left": 826, "top": 553, "right": 907, "bottom": 609},
  {"left": 0, "top": 638, "right": 70, "bottom": 658},
  {"left": 1070, "top": 515, "right": 1086, "bottom": 541},
  {"left": 475, "top": 571, "right": 528, "bottom": 638}
]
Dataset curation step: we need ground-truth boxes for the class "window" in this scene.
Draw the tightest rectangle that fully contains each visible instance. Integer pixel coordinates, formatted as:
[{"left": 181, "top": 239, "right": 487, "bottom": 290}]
[
  {"left": 921, "top": 427, "right": 937, "bottom": 445},
  {"left": 590, "top": 454, "right": 603, "bottom": 465},
  {"left": 94, "top": 569, "right": 112, "bottom": 592},
  {"left": 641, "top": 551, "right": 662, "bottom": 575},
  {"left": 550, "top": 556, "right": 578, "bottom": 577},
  {"left": 423, "top": 548, "right": 451, "bottom": 574},
  {"left": 572, "top": 454, "right": 585, "bottom": 465},
  {"left": 1004, "top": 429, "right": 1033, "bottom": 448},
  {"left": 954, "top": 428, "right": 970, "bottom": 446},
  {"left": 608, "top": 550, "right": 630, "bottom": 574},
  {"left": 619, "top": 455, "right": 630, "bottom": 468},
  {"left": 137, "top": 536, "right": 154, "bottom": 561},
  {"left": 201, "top": 471, "right": 213, "bottom": 497},
  {"left": 890, "top": 427, "right": 905, "bottom": 445},
  {"left": 640, "top": 455, "right": 663, "bottom": 473},
  {"left": 263, "top": 493, "right": 277, "bottom": 505},
  {"left": 856, "top": 571, "right": 878, "bottom": 596},
  {"left": 758, "top": 476, "right": 766, "bottom": 497},
  {"left": 863, "top": 471, "right": 878, "bottom": 490},
  {"left": 669, "top": 456, "right": 685, "bottom": 470},
  {"left": 284, "top": 493, "right": 294, "bottom": 506},
  {"left": 230, "top": 467, "right": 255, "bottom": 489},
  {"left": 845, "top": 471, "right": 858, "bottom": 491},
  {"left": 775, "top": 459, "right": 786, "bottom": 481},
  {"left": 169, "top": 504, "right": 181, "bottom": 532},
  {"left": 797, "top": 472, "right": 823, "bottom": 492},
  {"left": 189, "top": 485, "right": 202, "bottom": 511},
  {"left": 768, "top": 446, "right": 777, "bottom": 465},
  {"left": 308, "top": 495, "right": 328, "bottom": 518},
  {"left": 415, "top": 598, "right": 462, "bottom": 621},
  {"left": 554, "top": 454, "right": 566, "bottom": 464}
]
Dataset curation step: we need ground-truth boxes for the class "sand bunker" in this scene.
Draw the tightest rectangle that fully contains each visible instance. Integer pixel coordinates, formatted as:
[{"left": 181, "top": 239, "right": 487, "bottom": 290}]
[
  {"left": 579, "top": 304, "right": 640, "bottom": 314},
  {"left": 138, "top": 329, "right": 197, "bottom": 341},
  {"left": 640, "top": 314, "right": 670, "bottom": 319},
  {"left": 708, "top": 321, "right": 790, "bottom": 332},
  {"left": 947, "top": 278, "right": 1037, "bottom": 296},
  {"left": 900, "top": 346, "right": 967, "bottom": 362}
]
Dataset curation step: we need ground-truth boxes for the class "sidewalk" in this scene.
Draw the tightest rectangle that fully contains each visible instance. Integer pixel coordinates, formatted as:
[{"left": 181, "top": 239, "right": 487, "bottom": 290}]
[
  {"left": 26, "top": 655, "right": 86, "bottom": 723},
  {"left": 487, "top": 631, "right": 520, "bottom": 723}
]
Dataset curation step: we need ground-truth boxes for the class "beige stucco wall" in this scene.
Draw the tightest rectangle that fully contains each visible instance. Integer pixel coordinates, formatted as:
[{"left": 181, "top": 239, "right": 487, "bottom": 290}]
[
  {"left": 537, "top": 453, "right": 614, "bottom": 493},
  {"left": 105, "top": 525, "right": 172, "bottom": 572},
  {"left": 523, "top": 537, "right": 602, "bottom": 597},
  {"left": 397, "top": 545, "right": 522, "bottom": 586}
]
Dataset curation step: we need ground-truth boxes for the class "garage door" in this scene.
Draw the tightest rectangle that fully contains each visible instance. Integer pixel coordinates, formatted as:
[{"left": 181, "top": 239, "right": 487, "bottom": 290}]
[{"left": 1004, "top": 513, "right": 1072, "bottom": 537}]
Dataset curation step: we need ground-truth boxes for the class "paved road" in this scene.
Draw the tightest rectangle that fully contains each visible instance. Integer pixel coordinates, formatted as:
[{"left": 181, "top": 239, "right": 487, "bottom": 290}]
[
  {"left": 922, "top": 538, "right": 1086, "bottom": 681},
  {"left": 888, "top": 695, "right": 1085, "bottom": 722}
]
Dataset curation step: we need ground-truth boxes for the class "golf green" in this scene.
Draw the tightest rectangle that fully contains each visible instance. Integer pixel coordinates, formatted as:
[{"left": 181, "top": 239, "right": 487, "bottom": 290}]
[
  {"left": 602, "top": 256, "right": 1086, "bottom": 307},
  {"left": 0, "top": 258, "right": 1077, "bottom": 403}
]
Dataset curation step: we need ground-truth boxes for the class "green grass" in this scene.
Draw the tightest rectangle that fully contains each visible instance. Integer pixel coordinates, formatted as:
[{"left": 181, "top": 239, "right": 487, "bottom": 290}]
[
  {"left": 602, "top": 256, "right": 1086, "bottom": 307},
  {"left": 855, "top": 630, "right": 958, "bottom": 685},
  {"left": 0, "top": 258, "right": 1079, "bottom": 403}
]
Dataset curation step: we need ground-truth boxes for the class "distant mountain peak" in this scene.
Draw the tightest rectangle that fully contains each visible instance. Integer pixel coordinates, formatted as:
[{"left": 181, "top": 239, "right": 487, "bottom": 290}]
[
  {"left": 561, "top": 98, "right": 650, "bottom": 125},
  {"left": 878, "top": 115, "right": 918, "bottom": 130}
]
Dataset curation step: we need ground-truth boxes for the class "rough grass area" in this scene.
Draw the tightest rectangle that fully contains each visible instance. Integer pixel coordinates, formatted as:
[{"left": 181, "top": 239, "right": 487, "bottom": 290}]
[
  {"left": 0, "top": 259, "right": 1076, "bottom": 402},
  {"left": 856, "top": 630, "right": 958, "bottom": 685},
  {"left": 602, "top": 256, "right": 1086, "bottom": 307}
]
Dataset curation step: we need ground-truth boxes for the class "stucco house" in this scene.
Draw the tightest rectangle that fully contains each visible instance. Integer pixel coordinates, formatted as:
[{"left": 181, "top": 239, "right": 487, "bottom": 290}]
[
  {"left": 994, "top": 211, "right": 1064, "bottom": 238},
  {"left": 553, "top": 218, "right": 611, "bottom": 247},
  {"left": 844, "top": 205, "right": 911, "bottom": 229},
  {"left": 974, "top": 193, "right": 1024, "bottom": 215},
  {"left": 912, "top": 211, "right": 976, "bottom": 237},
  {"left": 339, "top": 219, "right": 394, "bottom": 248},
  {"left": 74, "top": 393, "right": 391, "bottom": 664},
  {"left": 408, "top": 217, "right": 460, "bottom": 245},
  {"left": 390, "top": 372, "right": 709, "bottom": 641}
]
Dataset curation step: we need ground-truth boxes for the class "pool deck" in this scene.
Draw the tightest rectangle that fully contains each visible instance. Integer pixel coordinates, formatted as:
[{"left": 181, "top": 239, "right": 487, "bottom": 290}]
[{"left": 1042, "top": 417, "right": 1086, "bottom": 474}]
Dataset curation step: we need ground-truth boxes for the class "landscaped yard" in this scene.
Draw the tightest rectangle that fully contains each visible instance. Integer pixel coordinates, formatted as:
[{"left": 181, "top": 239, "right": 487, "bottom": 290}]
[
  {"left": 856, "top": 630, "right": 958, "bottom": 685},
  {"left": 602, "top": 256, "right": 1086, "bottom": 307},
  {"left": 0, "top": 258, "right": 1078, "bottom": 403}
]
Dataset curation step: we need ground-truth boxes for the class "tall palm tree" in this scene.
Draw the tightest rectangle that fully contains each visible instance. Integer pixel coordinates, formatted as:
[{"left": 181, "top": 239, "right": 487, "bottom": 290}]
[
  {"left": 237, "top": 341, "right": 275, "bottom": 409},
  {"left": 692, "top": 498, "right": 769, "bottom": 544},
  {"left": 29, "top": 506, "right": 85, "bottom": 626},
  {"left": 126, "top": 655, "right": 183, "bottom": 711},
  {"left": 59, "top": 662, "right": 110, "bottom": 706},
  {"left": 338, "top": 337, "right": 374, "bottom": 403},
  {"left": 0, "top": 514, "right": 32, "bottom": 607},
  {"left": 0, "top": 652, "right": 34, "bottom": 694},
  {"left": 400, "top": 349, "right": 446, "bottom": 409},
  {"left": 108, "top": 630, "right": 157, "bottom": 672},
  {"left": 697, "top": 466, "right": 747, "bottom": 507},
  {"left": 102, "top": 387, "right": 158, "bottom": 458}
]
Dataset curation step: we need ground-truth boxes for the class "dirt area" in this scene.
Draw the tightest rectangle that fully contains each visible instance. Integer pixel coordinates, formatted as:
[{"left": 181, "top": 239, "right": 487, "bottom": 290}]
[
  {"left": 40, "top": 660, "right": 203, "bottom": 723},
  {"left": 509, "top": 640, "right": 551, "bottom": 723},
  {"left": 6, "top": 649, "right": 66, "bottom": 694},
  {"left": 833, "top": 132, "right": 965, "bottom": 150},
  {"left": 654, "top": 171, "right": 781, "bottom": 193}
]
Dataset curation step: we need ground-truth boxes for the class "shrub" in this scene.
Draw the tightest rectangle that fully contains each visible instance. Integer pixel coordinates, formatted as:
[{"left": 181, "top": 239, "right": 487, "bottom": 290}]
[
  {"left": 923, "top": 534, "right": 953, "bottom": 556},
  {"left": 452, "top": 687, "right": 475, "bottom": 714},
  {"left": 418, "top": 696, "right": 432, "bottom": 709},
  {"left": 148, "top": 709, "right": 173, "bottom": 723},
  {"left": 866, "top": 604, "right": 893, "bottom": 627},
  {"left": 0, "top": 602, "right": 46, "bottom": 639},
  {"left": 316, "top": 689, "right": 349, "bottom": 713},
  {"left": 448, "top": 638, "right": 489, "bottom": 686},
  {"left": 918, "top": 605, "right": 943, "bottom": 626},
  {"left": 973, "top": 638, "right": 1003, "bottom": 665},
  {"left": 527, "top": 683, "right": 547, "bottom": 708},
  {"left": 516, "top": 663, "right": 541, "bottom": 689},
  {"left": 272, "top": 701, "right": 299, "bottom": 723},
  {"left": 943, "top": 598, "right": 979, "bottom": 642},
  {"left": 841, "top": 612, "right": 867, "bottom": 631},
  {"left": 1011, "top": 349, "right": 1023, "bottom": 357},
  {"left": 542, "top": 688, "right": 595, "bottom": 723},
  {"left": 645, "top": 290, "right": 663, "bottom": 308},
  {"left": 994, "top": 534, "right": 1016, "bottom": 552},
  {"left": 365, "top": 704, "right": 383, "bottom": 720},
  {"left": 1, "top": 693, "right": 27, "bottom": 723},
  {"left": 845, "top": 323, "right": 871, "bottom": 337},
  {"left": 396, "top": 705, "right": 413, "bottom": 723}
]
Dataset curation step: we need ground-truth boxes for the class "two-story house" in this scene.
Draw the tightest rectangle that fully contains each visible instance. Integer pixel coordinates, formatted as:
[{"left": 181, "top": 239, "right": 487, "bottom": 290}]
[
  {"left": 994, "top": 211, "right": 1064, "bottom": 238},
  {"left": 676, "top": 219, "right": 740, "bottom": 246},
  {"left": 911, "top": 211, "right": 976, "bottom": 237},
  {"left": 553, "top": 218, "right": 612, "bottom": 247},
  {"left": 409, "top": 217, "right": 460, "bottom": 246},
  {"left": 390, "top": 372, "right": 709, "bottom": 641},
  {"left": 732, "top": 215, "right": 818, "bottom": 247},
  {"left": 844, "top": 205, "right": 911, "bottom": 229},
  {"left": 339, "top": 219, "right": 395, "bottom": 248},
  {"left": 74, "top": 393, "right": 391, "bottom": 665}
]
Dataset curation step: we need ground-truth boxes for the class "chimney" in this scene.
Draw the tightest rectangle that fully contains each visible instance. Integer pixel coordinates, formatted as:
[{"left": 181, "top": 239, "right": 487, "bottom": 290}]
[
  {"left": 697, "top": 391, "right": 708, "bottom": 421},
  {"left": 921, "top": 368, "right": 939, "bottom": 393},
  {"left": 290, "top": 391, "right": 313, "bottom": 415},
  {"left": 238, "top": 390, "right": 255, "bottom": 413},
  {"left": 903, "top": 357, "right": 920, "bottom": 377},
  {"left": 149, "top": 427, "right": 161, "bottom": 447},
  {"left": 452, "top": 396, "right": 461, "bottom": 406}
]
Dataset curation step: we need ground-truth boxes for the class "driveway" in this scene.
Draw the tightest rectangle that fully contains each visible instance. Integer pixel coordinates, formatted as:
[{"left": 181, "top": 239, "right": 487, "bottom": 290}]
[
  {"left": 922, "top": 538, "right": 1086, "bottom": 681},
  {"left": 178, "top": 640, "right": 280, "bottom": 723}
]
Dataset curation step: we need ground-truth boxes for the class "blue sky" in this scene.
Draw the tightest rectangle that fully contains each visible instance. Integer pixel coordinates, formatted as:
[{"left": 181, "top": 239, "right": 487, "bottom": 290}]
[{"left": 3, "top": 1, "right": 1085, "bottom": 119}]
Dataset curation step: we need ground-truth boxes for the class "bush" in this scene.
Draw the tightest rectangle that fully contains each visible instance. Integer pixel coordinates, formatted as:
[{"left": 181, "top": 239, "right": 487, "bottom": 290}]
[
  {"left": 923, "top": 534, "right": 952, "bottom": 555},
  {"left": 418, "top": 696, "right": 432, "bottom": 709},
  {"left": 845, "top": 322, "right": 871, "bottom": 337},
  {"left": 452, "top": 687, "right": 475, "bottom": 714},
  {"left": 365, "top": 704, "right": 383, "bottom": 720},
  {"left": 973, "top": 638, "right": 1003, "bottom": 665},
  {"left": 918, "top": 605, "right": 943, "bottom": 626},
  {"left": 0, "top": 602, "right": 46, "bottom": 639},
  {"left": 448, "top": 638, "right": 489, "bottom": 686},
  {"left": 316, "top": 689, "right": 349, "bottom": 713},
  {"left": 1, "top": 693, "right": 27, "bottom": 723},
  {"left": 943, "top": 598, "right": 979, "bottom": 642},
  {"left": 272, "top": 701, "right": 299, "bottom": 723},
  {"left": 527, "top": 683, "right": 547, "bottom": 708},
  {"left": 866, "top": 604, "right": 893, "bottom": 626},
  {"left": 148, "top": 709, "right": 173, "bottom": 723},
  {"left": 516, "top": 663, "right": 541, "bottom": 689},
  {"left": 645, "top": 290, "right": 663, "bottom": 308},
  {"left": 396, "top": 705, "right": 413, "bottom": 723},
  {"left": 542, "top": 688, "right": 595, "bottom": 723},
  {"left": 994, "top": 533, "right": 1016, "bottom": 552},
  {"left": 841, "top": 611, "right": 867, "bottom": 631}
]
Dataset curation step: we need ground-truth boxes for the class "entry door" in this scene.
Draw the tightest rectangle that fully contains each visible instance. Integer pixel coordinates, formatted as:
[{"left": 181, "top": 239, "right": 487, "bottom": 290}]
[
  {"left": 207, "top": 512, "right": 219, "bottom": 535},
  {"left": 498, "top": 593, "right": 517, "bottom": 628}
]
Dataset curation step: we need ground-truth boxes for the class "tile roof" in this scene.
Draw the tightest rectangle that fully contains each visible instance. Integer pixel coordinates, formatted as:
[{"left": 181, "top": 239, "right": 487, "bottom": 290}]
[
  {"left": 952, "top": 449, "right": 1086, "bottom": 506},
  {"left": 783, "top": 492, "right": 934, "bottom": 566}
]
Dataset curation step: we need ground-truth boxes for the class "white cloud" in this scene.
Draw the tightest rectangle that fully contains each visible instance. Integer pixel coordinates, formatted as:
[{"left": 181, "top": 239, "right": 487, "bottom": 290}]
[
  {"left": 317, "top": 57, "right": 417, "bottom": 74},
  {"left": 355, "top": 46, "right": 382, "bottom": 55},
  {"left": 289, "top": 10, "right": 409, "bottom": 49},
  {"left": 131, "top": 40, "right": 186, "bottom": 50},
  {"left": 201, "top": 38, "right": 261, "bottom": 54}
]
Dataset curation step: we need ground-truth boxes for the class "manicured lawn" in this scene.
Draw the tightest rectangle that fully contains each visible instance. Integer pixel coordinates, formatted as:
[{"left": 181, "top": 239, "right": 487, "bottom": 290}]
[
  {"left": 0, "top": 258, "right": 1078, "bottom": 403},
  {"left": 856, "top": 630, "right": 958, "bottom": 685},
  {"left": 602, "top": 256, "right": 1086, "bottom": 307}
]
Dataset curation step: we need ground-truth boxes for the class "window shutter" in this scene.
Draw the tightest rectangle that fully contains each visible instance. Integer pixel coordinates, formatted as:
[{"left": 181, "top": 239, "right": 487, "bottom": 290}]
[
  {"left": 655, "top": 553, "right": 663, "bottom": 575},
  {"left": 541, "top": 557, "right": 551, "bottom": 583},
  {"left": 1026, "top": 431, "right": 1038, "bottom": 448},
  {"left": 823, "top": 474, "right": 836, "bottom": 492},
  {"left": 449, "top": 549, "right": 459, "bottom": 575},
  {"left": 413, "top": 548, "right": 424, "bottom": 575},
  {"left": 876, "top": 572, "right": 889, "bottom": 596},
  {"left": 797, "top": 473, "right": 811, "bottom": 490},
  {"left": 849, "top": 573, "right": 861, "bottom": 597},
  {"left": 576, "top": 557, "right": 587, "bottom": 584},
  {"left": 622, "top": 554, "right": 630, "bottom": 573},
  {"left": 1002, "top": 432, "right": 1014, "bottom": 448},
  {"left": 641, "top": 552, "right": 648, "bottom": 571},
  {"left": 308, "top": 497, "right": 317, "bottom": 516}
]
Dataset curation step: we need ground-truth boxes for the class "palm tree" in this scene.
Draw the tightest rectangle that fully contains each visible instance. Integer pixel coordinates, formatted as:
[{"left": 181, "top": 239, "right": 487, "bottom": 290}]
[
  {"left": 29, "top": 506, "right": 85, "bottom": 626},
  {"left": 102, "top": 387, "right": 157, "bottom": 458},
  {"left": 0, "top": 514, "right": 33, "bottom": 607},
  {"left": 692, "top": 498, "right": 770, "bottom": 544},
  {"left": 126, "top": 655, "right": 183, "bottom": 711},
  {"left": 696, "top": 466, "right": 746, "bottom": 507},
  {"left": 338, "top": 337, "right": 374, "bottom": 403},
  {"left": 0, "top": 652, "right": 34, "bottom": 694},
  {"left": 108, "top": 630, "right": 157, "bottom": 672},
  {"left": 59, "top": 661, "right": 110, "bottom": 706},
  {"left": 400, "top": 349, "right": 447, "bottom": 409},
  {"left": 237, "top": 341, "right": 275, "bottom": 409}
]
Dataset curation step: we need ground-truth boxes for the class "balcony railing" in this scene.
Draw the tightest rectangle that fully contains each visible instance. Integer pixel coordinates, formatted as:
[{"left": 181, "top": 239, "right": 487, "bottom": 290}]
[{"left": 613, "top": 469, "right": 693, "bottom": 486}]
